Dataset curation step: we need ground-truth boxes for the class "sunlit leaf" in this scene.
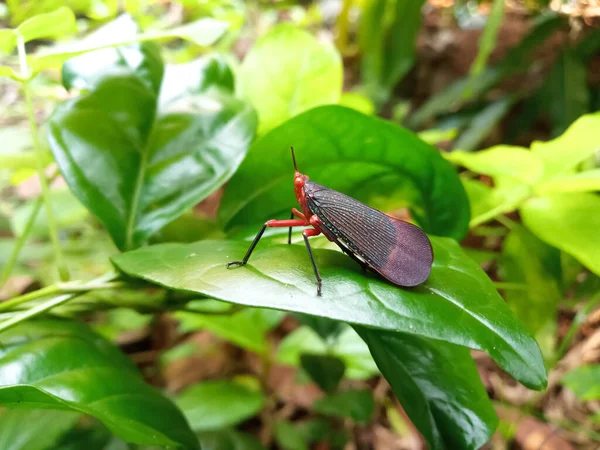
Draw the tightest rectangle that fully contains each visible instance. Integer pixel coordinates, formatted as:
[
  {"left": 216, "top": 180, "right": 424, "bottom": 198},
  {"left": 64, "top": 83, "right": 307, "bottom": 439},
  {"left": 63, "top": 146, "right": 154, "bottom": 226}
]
[{"left": 16, "top": 7, "right": 76, "bottom": 43}]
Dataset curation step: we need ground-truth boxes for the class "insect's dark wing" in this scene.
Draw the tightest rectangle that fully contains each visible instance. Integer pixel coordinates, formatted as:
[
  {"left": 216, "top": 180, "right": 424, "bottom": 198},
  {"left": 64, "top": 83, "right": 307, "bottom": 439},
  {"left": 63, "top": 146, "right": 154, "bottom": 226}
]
[{"left": 304, "top": 181, "right": 433, "bottom": 286}]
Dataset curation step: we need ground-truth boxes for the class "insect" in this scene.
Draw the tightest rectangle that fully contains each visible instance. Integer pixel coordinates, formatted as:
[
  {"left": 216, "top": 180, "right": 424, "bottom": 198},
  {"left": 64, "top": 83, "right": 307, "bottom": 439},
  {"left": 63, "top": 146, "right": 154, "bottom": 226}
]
[{"left": 227, "top": 147, "right": 433, "bottom": 296}]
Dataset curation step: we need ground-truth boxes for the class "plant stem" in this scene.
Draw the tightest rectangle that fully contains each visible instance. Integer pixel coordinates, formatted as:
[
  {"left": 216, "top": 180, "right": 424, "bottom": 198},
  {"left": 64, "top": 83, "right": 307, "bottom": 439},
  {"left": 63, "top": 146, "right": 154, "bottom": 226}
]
[
  {"left": 555, "top": 292, "right": 600, "bottom": 362},
  {"left": 17, "top": 34, "right": 69, "bottom": 282},
  {"left": 0, "top": 293, "right": 80, "bottom": 333},
  {"left": 0, "top": 197, "right": 43, "bottom": 290},
  {"left": 493, "top": 282, "right": 527, "bottom": 291}
]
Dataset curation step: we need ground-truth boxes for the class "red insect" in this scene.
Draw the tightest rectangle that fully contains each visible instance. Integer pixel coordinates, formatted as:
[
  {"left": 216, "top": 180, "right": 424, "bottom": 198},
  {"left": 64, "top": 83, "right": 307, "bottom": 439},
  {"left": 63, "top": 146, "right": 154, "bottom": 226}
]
[{"left": 227, "top": 148, "right": 433, "bottom": 296}]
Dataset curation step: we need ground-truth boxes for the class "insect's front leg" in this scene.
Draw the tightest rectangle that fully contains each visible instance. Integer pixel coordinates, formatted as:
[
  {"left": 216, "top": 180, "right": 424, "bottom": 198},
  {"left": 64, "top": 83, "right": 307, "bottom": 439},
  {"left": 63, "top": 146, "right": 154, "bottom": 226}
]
[
  {"left": 302, "top": 227, "right": 323, "bottom": 296},
  {"left": 227, "top": 218, "right": 308, "bottom": 269}
]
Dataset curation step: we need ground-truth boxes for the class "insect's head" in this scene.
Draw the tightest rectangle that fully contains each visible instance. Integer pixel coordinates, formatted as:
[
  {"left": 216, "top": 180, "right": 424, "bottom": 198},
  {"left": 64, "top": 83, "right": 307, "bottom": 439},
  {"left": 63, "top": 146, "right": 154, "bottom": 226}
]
[{"left": 291, "top": 146, "right": 309, "bottom": 187}]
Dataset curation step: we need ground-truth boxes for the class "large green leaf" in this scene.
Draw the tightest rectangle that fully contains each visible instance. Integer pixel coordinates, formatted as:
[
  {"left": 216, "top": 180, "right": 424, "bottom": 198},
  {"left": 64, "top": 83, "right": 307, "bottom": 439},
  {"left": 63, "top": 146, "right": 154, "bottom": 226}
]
[
  {"left": 531, "top": 112, "right": 600, "bottom": 178},
  {"left": 175, "top": 380, "right": 265, "bottom": 432},
  {"left": 0, "top": 408, "right": 79, "bottom": 450},
  {"left": 500, "top": 224, "right": 561, "bottom": 357},
  {"left": 219, "top": 105, "right": 470, "bottom": 240},
  {"left": 357, "top": 329, "right": 497, "bottom": 449},
  {"left": 112, "top": 239, "right": 547, "bottom": 389},
  {"left": 48, "top": 52, "right": 256, "bottom": 251},
  {"left": 16, "top": 7, "right": 76, "bottom": 43},
  {"left": 0, "top": 320, "right": 198, "bottom": 449},
  {"left": 521, "top": 193, "right": 600, "bottom": 276},
  {"left": 237, "top": 24, "right": 342, "bottom": 135}
]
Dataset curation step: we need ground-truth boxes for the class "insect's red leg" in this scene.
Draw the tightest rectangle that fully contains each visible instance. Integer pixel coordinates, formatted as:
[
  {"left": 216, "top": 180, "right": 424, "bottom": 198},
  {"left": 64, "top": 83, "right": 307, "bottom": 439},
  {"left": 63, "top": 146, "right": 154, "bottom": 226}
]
[
  {"left": 266, "top": 219, "right": 308, "bottom": 227},
  {"left": 292, "top": 208, "right": 306, "bottom": 220},
  {"left": 302, "top": 227, "right": 323, "bottom": 296}
]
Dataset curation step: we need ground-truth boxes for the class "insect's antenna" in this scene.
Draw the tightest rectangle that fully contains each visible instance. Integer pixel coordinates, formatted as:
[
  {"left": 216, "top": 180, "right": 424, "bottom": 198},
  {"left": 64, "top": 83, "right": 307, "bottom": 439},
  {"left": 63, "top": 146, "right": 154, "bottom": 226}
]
[{"left": 290, "top": 146, "right": 298, "bottom": 172}]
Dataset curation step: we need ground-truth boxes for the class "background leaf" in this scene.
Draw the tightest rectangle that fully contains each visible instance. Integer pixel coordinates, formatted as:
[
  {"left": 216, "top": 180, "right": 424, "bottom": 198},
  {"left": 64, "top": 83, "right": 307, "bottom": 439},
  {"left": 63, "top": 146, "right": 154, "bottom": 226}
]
[
  {"left": 16, "top": 7, "right": 76, "bottom": 43},
  {"left": 237, "top": 24, "right": 342, "bottom": 135},
  {"left": 219, "top": 105, "right": 470, "bottom": 240},
  {"left": 0, "top": 320, "right": 198, "bottom": 449},
  {"left": 561, "top": 365, "right": 600, "bottom": 401},
  {"left": 521, "top": 193, "right": 600, "bottom": 276},
  {"left": 300, "top": 353, "right": 345, "bottom": 393},
  {"left": 49, "top": 58, "right": 257, "bottom": 250},
  {"left": 0, "top": 409, "right": 80, "bottom": 450},
  {"left": 112, "top": 238, "right": 546, "bottom": 389},
  {"left": 313, "top": 389, "right": 374, "bottom": 423},
  {"left": 175, "top": 380, "right": 265, "bottom": 432},
  {"left": 357, "top": 328, "right": 498, "bottom": 450},
  {"left": 198, "top": 429, "right": 266, "bottom": 450}
]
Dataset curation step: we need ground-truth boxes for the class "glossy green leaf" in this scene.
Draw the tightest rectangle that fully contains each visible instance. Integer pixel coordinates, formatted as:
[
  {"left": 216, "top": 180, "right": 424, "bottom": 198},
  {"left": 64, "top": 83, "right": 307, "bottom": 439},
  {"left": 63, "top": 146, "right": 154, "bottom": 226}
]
[
  {"left": 359, "top": 0, "right": 426, "bottom": 105},
  {"left": 0, "top": 408, "right": 79, "bottom": 450},
  {"left": 48, "top": 70, "right": 257, "bottom": 250},
  {"left": 275, "top": 421, "right": 308, "bottom": 450},
  {"left": 16, "top": 7, "right": 76, "bottom": 43},
  {"left": 175, "top": 307, "right": 284, "bottom": 354},
  {"left": 112, "top": 239, "right": 547, "bottom": 389},
  {"left": 521, "top": 193, "right": 600, "bottom": 276},
  {"left": 448, "top": 146, "right": 543, "bottom": 185},
  {"left": 0, "top": 29, "right": 16, "bottom": 54},
  {"left": 357, "top": 328, "right": 498, "bottom": 449},
  {"left": 30, "top": 16, "right": 228, "bottom": 74},
  {"left": 277, "top": 326, "right": 379, "bottom": 380},
  {"left": 561, "top": 365, "right": 600, "bottom": 401},
  {"left": 238, "top": 24, "right": 342, "bottom": 135},
  {"left": 11, "top": 189, "right": 88, "bottom": 238},
  {"left": 300, "top": 354, "right": 345, "bottom": 393},
  {"left": 531, "top": 112, "right": 600, "bottom": 178},
  {"left": 0, "top": 320, "right": 198, "bottom": 449},
  {"left": 62, "top": 15, "right": 163, "bottom": 93},
  {"left": 535, "top": 169, "right": 600, "bottom": 195},
  {"left": 198, "top": 429, "right": 266, "bottom": 450},
  {"left": 313, "top": 389, "right": 374, "bottom": 424},
  {"left": 220, "top": 105, "right": 470, "bottom": 240},
  {"left": 500, "top": 224, "right": 561, "bottom": 358},
  {"left": 544, "top": 50, "right": 589, "bottom": 137},
  {"left": 451, "top": 96, "right": 515, "bottom": 151},
  {"left": 175, "top": 380, "right": 265, "bottom": 432}
]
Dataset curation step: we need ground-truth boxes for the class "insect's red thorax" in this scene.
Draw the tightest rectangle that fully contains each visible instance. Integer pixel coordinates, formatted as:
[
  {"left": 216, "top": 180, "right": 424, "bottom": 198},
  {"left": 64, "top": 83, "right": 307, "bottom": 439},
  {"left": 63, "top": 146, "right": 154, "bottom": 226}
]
[{"left": 294, "top": 172, "right": 312, "bottom": 218}]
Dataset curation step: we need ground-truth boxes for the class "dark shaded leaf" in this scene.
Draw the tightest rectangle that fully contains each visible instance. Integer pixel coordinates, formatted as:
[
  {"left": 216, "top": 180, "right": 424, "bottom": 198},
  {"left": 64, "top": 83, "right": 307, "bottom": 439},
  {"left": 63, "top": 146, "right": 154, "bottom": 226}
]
[
  {"left": 356, "top": 328, "right": 498, "bottom": 449},
  {"left": 219, "top": 105, "right": 470, "bottom": 240},
  {"left": 112, "top": 239, "right": 547, "bottom": 389},
  {"left": 300, "top": 354, "right": 345, "bottom": 393},
  {"left": 0, "top": 320, "right": 198, "bottom": 449},
  {"left": 198, "top": 429, "right": 266, "bottom": 450},
  {"left": 313, "top": 389, "right": 374, "bottom": 423}
]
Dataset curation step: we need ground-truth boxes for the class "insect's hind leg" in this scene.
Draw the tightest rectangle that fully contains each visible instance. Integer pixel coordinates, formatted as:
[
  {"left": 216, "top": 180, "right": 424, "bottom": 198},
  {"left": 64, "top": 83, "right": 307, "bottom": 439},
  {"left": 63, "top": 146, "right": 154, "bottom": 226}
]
[
  {"left": 335, "top": 241, "right": 369, "bottom": 272},
  {"left": 303, "top": 228, "right": 323, "bottom": 296}
]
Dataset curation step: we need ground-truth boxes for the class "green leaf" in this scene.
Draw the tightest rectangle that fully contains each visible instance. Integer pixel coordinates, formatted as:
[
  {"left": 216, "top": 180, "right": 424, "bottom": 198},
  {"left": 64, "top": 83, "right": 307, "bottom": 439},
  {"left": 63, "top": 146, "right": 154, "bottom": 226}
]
[
  {"left": 220, "top": 105, "right": 470, "bottom": 240},
  {"left": 359, "top": 0, "right": 426, "bottom": 105},
  {"left": 339, "top": 92, "right": 375, "bottom": 116},
  {"left": 521, "top": 193, "right": 600, "bottom": 276},
  {"left": 175, "top": 380, "right": 265, "bottom": 432},
  {"left": 357, "top": 328, "right": 498, "bottom": 449},
  {"left": 48, "top": 67, "right": 257, "bottom": 251},
  {"left": 174, "top": 307, "right": 284, "bottom": 354},
  {"left": 112, "top": 239, "right": 547, "bottom": 389},
  {"left": 11, "top": 189, "right": 88, "bottom": 238},
  {"left": 16, "top": 7, "right": 76, "bottom": 43},
  {"left": 451, "top": 96, "right": 515, "bottom": 151},
  {"left": 0, "top": 320, "right": 198, "bottom": 449},
  {"left": 277, "top": 326, "right": 378, "bottom": 380},
  {"left": 0, "top": 29, "right": 16, "bottom": 54},
  {"left": 466, "top": 0, "right": 504, "bottom": 80},
  {"left": 561, "top": 365, "right": 600, "bottom": 401},
  {"left": 62, "top": 15, "right": 163, "bottom": 93},
  {"left": 198, "top": 429, "right": 266, "bottom": 450},
  {"left": 448, "top": 146, "right": 543, "bottom": 185},
  {"left": 29, "top": 16, "right": 228, "bottom": 75},
  {"left": 300, "top": 353, "right": 345, "bottom": 393},
  {"left": 535, "top": 169, "right": 600, "bottom": 195},
  {"left": 543, "top": 50, "right": 589, "bottom": 137},
  {"left": 531, "top": 112, "right": 600, "bottom": 178},
  {"left": 274, "top": 421, "right": 308, "bottom": 450},
  {"left": 238, "top": 24, "right": 342, "bottom": 135},
  {"left": 500, "top": 224, "right": 561, "bottom": 358},
  {"left": 54, "top": 420, "right": 113, "bottom": 450},
  {"left": 313, "top": 389, "right": 374, "bottom": 423},
  {"left": 0, "top": 408, "right": 80, "bottom": 450}
]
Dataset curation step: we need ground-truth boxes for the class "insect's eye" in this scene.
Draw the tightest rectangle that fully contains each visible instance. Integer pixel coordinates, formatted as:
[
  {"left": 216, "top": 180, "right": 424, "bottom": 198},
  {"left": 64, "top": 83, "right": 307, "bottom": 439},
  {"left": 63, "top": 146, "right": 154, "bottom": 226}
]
[{"left": 294, "top": 176, "right": 304, "bottom": 186}]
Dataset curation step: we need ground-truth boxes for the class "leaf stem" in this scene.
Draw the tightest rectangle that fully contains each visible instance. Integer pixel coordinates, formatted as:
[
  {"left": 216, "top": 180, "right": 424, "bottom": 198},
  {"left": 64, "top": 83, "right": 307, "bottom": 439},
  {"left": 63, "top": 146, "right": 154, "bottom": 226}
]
[
  {"left": 18, "top": 35, "right": 69, "bottom": 281},
  {"left": 493, "top": 282, "right": 527, "bottom": 291},
  {"left": 0, "top": 293, "right": 79, "bottom": 334},
  {"left": 554, "top": 292, "right": 600, "bottom": 362}
]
